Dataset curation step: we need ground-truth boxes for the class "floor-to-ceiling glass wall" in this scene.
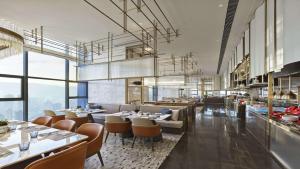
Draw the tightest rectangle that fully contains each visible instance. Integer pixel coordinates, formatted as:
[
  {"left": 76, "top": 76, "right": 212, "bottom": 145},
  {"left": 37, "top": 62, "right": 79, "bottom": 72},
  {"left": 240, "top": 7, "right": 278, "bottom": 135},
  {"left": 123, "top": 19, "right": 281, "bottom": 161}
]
[
  {"left": 0, "top": 53, "right": 23, "bottom": 120},
  {"left": 0, "top": 50, "right": 87, "bottom": 121},
  {"left": 27, "top": 52, "right": 66, "bottom": 119}
]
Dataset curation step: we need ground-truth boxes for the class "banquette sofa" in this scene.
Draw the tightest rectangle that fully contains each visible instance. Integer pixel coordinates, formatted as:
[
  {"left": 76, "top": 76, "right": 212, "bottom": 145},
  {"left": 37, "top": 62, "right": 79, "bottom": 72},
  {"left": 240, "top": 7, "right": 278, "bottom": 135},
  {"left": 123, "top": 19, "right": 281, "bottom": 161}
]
[{"left": 89, "top": 103, "right": 188, "bottom": 134}]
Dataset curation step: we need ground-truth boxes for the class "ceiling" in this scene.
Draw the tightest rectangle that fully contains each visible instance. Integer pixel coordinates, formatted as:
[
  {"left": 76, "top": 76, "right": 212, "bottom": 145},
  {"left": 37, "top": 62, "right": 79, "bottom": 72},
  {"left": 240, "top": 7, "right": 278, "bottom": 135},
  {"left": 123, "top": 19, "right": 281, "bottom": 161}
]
[{"left": 0, "top": 0, "right": 262, "bottom": 75}]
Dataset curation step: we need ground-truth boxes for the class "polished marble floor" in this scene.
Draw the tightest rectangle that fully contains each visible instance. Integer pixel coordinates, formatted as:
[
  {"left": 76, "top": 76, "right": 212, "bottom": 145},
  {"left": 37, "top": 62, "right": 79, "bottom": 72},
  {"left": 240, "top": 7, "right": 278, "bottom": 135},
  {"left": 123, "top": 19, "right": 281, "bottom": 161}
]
[{"left": 159, "top": 106, "right": 283, "bottom": 169}]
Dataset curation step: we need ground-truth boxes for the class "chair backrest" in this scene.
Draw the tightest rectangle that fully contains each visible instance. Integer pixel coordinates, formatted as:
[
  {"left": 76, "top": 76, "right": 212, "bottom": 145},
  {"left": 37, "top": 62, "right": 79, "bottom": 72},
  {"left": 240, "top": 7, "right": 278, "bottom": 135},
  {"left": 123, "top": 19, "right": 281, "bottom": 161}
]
[
  {"left": 76, "top": 123, "right": 104, "bottom": 158},
  {"left": 131, "top": 118, "right": 160, "bottom": 137},
  {"left": 65, "top": 111, "right": 78, "bottom": 118},
  {"left": 52, "top": 120, "right": 76, "bottom": 131},
  {"left": 44, "top": 110, "right": 56, "bottom": 116},
  {"left": 32, "top": 116, "right": 52, "bottom": 127},
  {"left": 51, "top": 115, "right": 66, "bottom": 124},
  {"left": 25, "top": 141, "right": 87, "bottom": 169},
  {"left": 105, "top": 116, "right": 124, "bottom": 123},
  {"left": 132, "top": 118, "right": 154, "bottom": 127},
  {"left": 67, "top": 116, "right": 89, "bottom": 129},
  {"left": 105, "top": 116, "right": 131, "bottom": 133}
]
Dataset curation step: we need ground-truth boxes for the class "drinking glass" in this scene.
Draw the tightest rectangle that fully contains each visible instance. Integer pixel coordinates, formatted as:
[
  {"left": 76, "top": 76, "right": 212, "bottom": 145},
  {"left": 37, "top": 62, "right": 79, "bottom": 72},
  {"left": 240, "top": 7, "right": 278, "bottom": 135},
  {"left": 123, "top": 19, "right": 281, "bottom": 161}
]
[
  {"left": 8, "top": 123, "right": 17, "bottom": 131},
  {"left": 30, "top": 131, "right": 38, "bottom": 138},
  {"left": 18, "top": 142, "right": 30, "bottom": 151}
]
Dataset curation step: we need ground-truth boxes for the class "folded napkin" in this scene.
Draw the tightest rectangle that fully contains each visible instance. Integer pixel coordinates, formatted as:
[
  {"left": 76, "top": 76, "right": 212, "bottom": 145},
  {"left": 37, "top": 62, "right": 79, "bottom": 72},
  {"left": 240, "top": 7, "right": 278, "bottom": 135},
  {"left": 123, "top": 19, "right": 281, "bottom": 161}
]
[
  {"left": 0, "top": 147, "right": 13, "bottom": 158},
  {"left": 39, "top": 131, "right": 76, "bottom": 141},
  {"left": 19, "top": 126, "right": 49, "bottom": 132}
]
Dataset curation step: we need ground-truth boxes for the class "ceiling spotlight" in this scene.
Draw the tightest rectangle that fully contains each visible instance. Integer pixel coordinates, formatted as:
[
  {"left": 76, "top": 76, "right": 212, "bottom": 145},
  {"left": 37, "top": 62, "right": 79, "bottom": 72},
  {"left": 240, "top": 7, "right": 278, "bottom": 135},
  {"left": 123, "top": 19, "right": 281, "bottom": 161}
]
[{"left": 218, "top": 4, "right": 223, "bottom": 7}]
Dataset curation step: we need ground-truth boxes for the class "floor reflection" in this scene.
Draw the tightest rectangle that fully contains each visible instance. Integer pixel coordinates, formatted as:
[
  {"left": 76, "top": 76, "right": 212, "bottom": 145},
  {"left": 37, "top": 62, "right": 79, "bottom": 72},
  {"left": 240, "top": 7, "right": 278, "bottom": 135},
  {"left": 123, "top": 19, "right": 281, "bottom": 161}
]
[{"left": 159, "top": 105, "right": 283, "bottom": 169}]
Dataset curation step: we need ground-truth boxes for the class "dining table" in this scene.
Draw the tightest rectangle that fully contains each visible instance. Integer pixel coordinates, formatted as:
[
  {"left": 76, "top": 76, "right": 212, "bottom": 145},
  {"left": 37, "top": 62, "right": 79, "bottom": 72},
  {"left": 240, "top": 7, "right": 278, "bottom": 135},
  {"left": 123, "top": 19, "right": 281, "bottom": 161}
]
[
  {"left": 0, "top": 121, "right": 88, "bottom": 169},
  {"left": 109, "top": 111, "right": 172, "bottom": 121}
]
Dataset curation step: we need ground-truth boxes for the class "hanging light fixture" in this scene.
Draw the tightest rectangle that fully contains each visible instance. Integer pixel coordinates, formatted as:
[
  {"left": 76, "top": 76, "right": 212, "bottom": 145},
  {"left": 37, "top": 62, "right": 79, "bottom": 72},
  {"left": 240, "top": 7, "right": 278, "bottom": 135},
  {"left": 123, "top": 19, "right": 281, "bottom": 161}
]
[{"left": 0, "top": 19, "right": 24, "bottom": 58}]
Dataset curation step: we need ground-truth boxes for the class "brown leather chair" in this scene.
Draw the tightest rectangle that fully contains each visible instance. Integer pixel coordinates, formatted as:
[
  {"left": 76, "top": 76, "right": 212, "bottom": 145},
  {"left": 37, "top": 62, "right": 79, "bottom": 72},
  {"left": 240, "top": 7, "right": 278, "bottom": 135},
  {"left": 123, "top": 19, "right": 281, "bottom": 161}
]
[
  {"left": 25, "top": 141, "right": 87, "bottom": 169},
  {"left": 51, "top": 115, "right": 66, "bottom": 124},
  {"left": 44, "top": 110, "right": 56, "bottom": 116},
  {"left": 76, "top": 123, "right": 104, "bottom": 166},
  {"left": 52, "top": 120, "right": 76, "bottom": 131},
  {"left": 32, "top": 116, "right": 52, "bottom": 127},
  {"left": 67, "top": 116, "right": 89, "bottom": 130},
  {"left": 131, "top": 118, "right": 162, "bottom": 151},
  {"left": 104, "top": 116, "right": 131, "bottom": 145},
  {"left": 44, "top": 110, "right": 65, "bottom": 124}
]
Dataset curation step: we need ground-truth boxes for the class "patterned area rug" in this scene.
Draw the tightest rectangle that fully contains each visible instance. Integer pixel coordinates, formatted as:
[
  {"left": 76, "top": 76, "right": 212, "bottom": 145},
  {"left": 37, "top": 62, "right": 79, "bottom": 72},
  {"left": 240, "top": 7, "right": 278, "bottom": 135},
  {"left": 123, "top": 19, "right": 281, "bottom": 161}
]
[{"left": 85, "top": 133, "right": 183, "bottom": 169}]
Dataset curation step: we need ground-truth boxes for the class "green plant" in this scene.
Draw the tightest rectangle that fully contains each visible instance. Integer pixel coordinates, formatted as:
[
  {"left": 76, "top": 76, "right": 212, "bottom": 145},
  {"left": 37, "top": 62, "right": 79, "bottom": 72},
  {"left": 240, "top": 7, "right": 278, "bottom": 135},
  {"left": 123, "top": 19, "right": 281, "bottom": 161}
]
[{"left": 0, "top": 120, "right": 8, "bottom": 126}]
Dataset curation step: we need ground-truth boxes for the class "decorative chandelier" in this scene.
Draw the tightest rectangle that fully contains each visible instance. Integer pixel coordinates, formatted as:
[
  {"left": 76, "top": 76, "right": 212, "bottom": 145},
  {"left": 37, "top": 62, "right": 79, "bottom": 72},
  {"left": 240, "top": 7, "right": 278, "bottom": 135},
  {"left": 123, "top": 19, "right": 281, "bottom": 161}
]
[{"left": 0, "top": 19, "right": 24, "bottom": 58}]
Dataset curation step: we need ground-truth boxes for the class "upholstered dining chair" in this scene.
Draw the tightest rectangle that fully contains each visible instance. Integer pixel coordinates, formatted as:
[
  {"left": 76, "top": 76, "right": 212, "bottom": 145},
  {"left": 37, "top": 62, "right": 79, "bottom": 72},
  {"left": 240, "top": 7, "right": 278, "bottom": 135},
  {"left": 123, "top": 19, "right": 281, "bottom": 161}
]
[
  {"left": 32, "top": 116, "right": 52, "bottom": 127},
  {"left": 25, "top": 141, "right": 87, "bottom": 169},
  {"left": 44, "top": 110, "right": 56, "bottom": 116},
  {"left": 65, "top": 111, "right": 89, "bottom": 130},
  {"left": 44, "top": 110, "right": 65, "bottom": 124},
  {"left": 76, "top": 123, "right": 105, "bottom": 166},
  {"left": 104, "top": 116, "right": 131, "bottom": 145},
  {"left": 52, "top": 120, "right": 76, "bottom": 131},
  {"left": 65, "top": 111, "right": 78, "bottom": 118},
  {"left": 131, "top": 118, "right": 162, "bottom": 151}
]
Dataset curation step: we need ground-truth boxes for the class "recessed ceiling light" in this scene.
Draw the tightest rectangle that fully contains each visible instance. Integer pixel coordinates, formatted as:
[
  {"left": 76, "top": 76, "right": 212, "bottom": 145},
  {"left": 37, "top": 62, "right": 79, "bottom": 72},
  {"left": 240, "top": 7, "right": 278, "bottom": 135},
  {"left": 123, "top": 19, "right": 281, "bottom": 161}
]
[{"left": 218, "top": 4, "right": 223, "bottom": 7}]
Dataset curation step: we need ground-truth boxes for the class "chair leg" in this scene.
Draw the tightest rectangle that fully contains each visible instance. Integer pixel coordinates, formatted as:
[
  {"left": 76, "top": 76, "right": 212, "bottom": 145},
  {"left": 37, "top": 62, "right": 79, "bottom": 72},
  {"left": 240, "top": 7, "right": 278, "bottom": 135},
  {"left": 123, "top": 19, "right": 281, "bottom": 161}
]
[
  {"left": 151, "top": 137, "right": 154, "bottom": 151},
  {"left": 104, "top": 132, "right": 109, "bottom": 143},
  {"left": 97, "top": 151, "right": 104, "bottom": 166},
  {"left": 121, "top": 137, "right": 125, "bottom": 145},
  {"left": 132, "top": 136, "right": 136, "bottom": 148}
]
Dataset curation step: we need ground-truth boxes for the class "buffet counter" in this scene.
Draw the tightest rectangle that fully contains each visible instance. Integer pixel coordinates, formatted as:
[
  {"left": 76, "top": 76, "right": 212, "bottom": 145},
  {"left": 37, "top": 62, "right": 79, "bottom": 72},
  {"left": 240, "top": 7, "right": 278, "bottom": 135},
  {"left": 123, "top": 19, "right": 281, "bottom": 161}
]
[{"left": 246, "top": 106, "right": 300, "bottom": 169}]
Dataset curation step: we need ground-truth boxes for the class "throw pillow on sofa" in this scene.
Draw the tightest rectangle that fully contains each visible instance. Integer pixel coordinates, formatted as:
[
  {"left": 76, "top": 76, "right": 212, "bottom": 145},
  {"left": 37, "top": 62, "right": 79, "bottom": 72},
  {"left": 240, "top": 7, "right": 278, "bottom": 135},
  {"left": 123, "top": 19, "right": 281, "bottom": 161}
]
[
  {"left": 159, "top": 108, "right": 172, "bottom": 115},
  {"left": 171, "top": 110, "right": 179, "bottom": 121}
]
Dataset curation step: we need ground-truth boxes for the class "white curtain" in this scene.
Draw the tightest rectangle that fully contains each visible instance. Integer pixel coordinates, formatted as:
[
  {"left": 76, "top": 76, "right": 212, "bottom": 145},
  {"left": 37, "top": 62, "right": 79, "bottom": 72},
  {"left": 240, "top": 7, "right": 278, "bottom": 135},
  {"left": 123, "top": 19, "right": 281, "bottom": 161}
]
[
  {"left": 278, "top": 0, "right": 300, "bottom": 66},
  {"left": 79, "top": 63, "right": 108, "bottom": 81},
  {"left": 110, "top": 57, "right": 154, "bottom": 78},
  {"left": 79, "top": 57, "right": 155, "bottom": 80},
  {"left": 266, "top": 0, "right": 275, "bottom": 72},
  {"left": 237, "top": 39, "right": 243, "bottom": 64},
  {"left": 250, "top": 3, "right": 265, "bottom": 78},
  {"left": 245, "top": 29, "right": 250, "bottom": 56}
]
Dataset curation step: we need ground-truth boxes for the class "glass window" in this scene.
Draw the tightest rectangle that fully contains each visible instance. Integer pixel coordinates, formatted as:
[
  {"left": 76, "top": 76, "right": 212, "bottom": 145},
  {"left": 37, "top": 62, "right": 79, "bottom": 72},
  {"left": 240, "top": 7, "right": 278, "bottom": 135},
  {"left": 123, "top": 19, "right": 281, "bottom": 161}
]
[
  {"left": 69, "top": 82, "right": 87, "bottom": 97},
  {"left": 69, "top": 61, "right": 77, "bottom": 81},
  {"left": 28, "top": 51, "right": 65, "bottom": 79},
  {"left": 69, "top": 98, "right": 87, "bottom": 109},
  {"left": 0, "top": 101, "right": 23, "bottom": 120},
  {"left": 28, "top": 79, "right": 65, "bottom": 120},
  {"left": 0, "top": 54, "right": 23, "bottom": 75},
  {"left": 0, "top": 77, "right": 22, "bottom": 98}
]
